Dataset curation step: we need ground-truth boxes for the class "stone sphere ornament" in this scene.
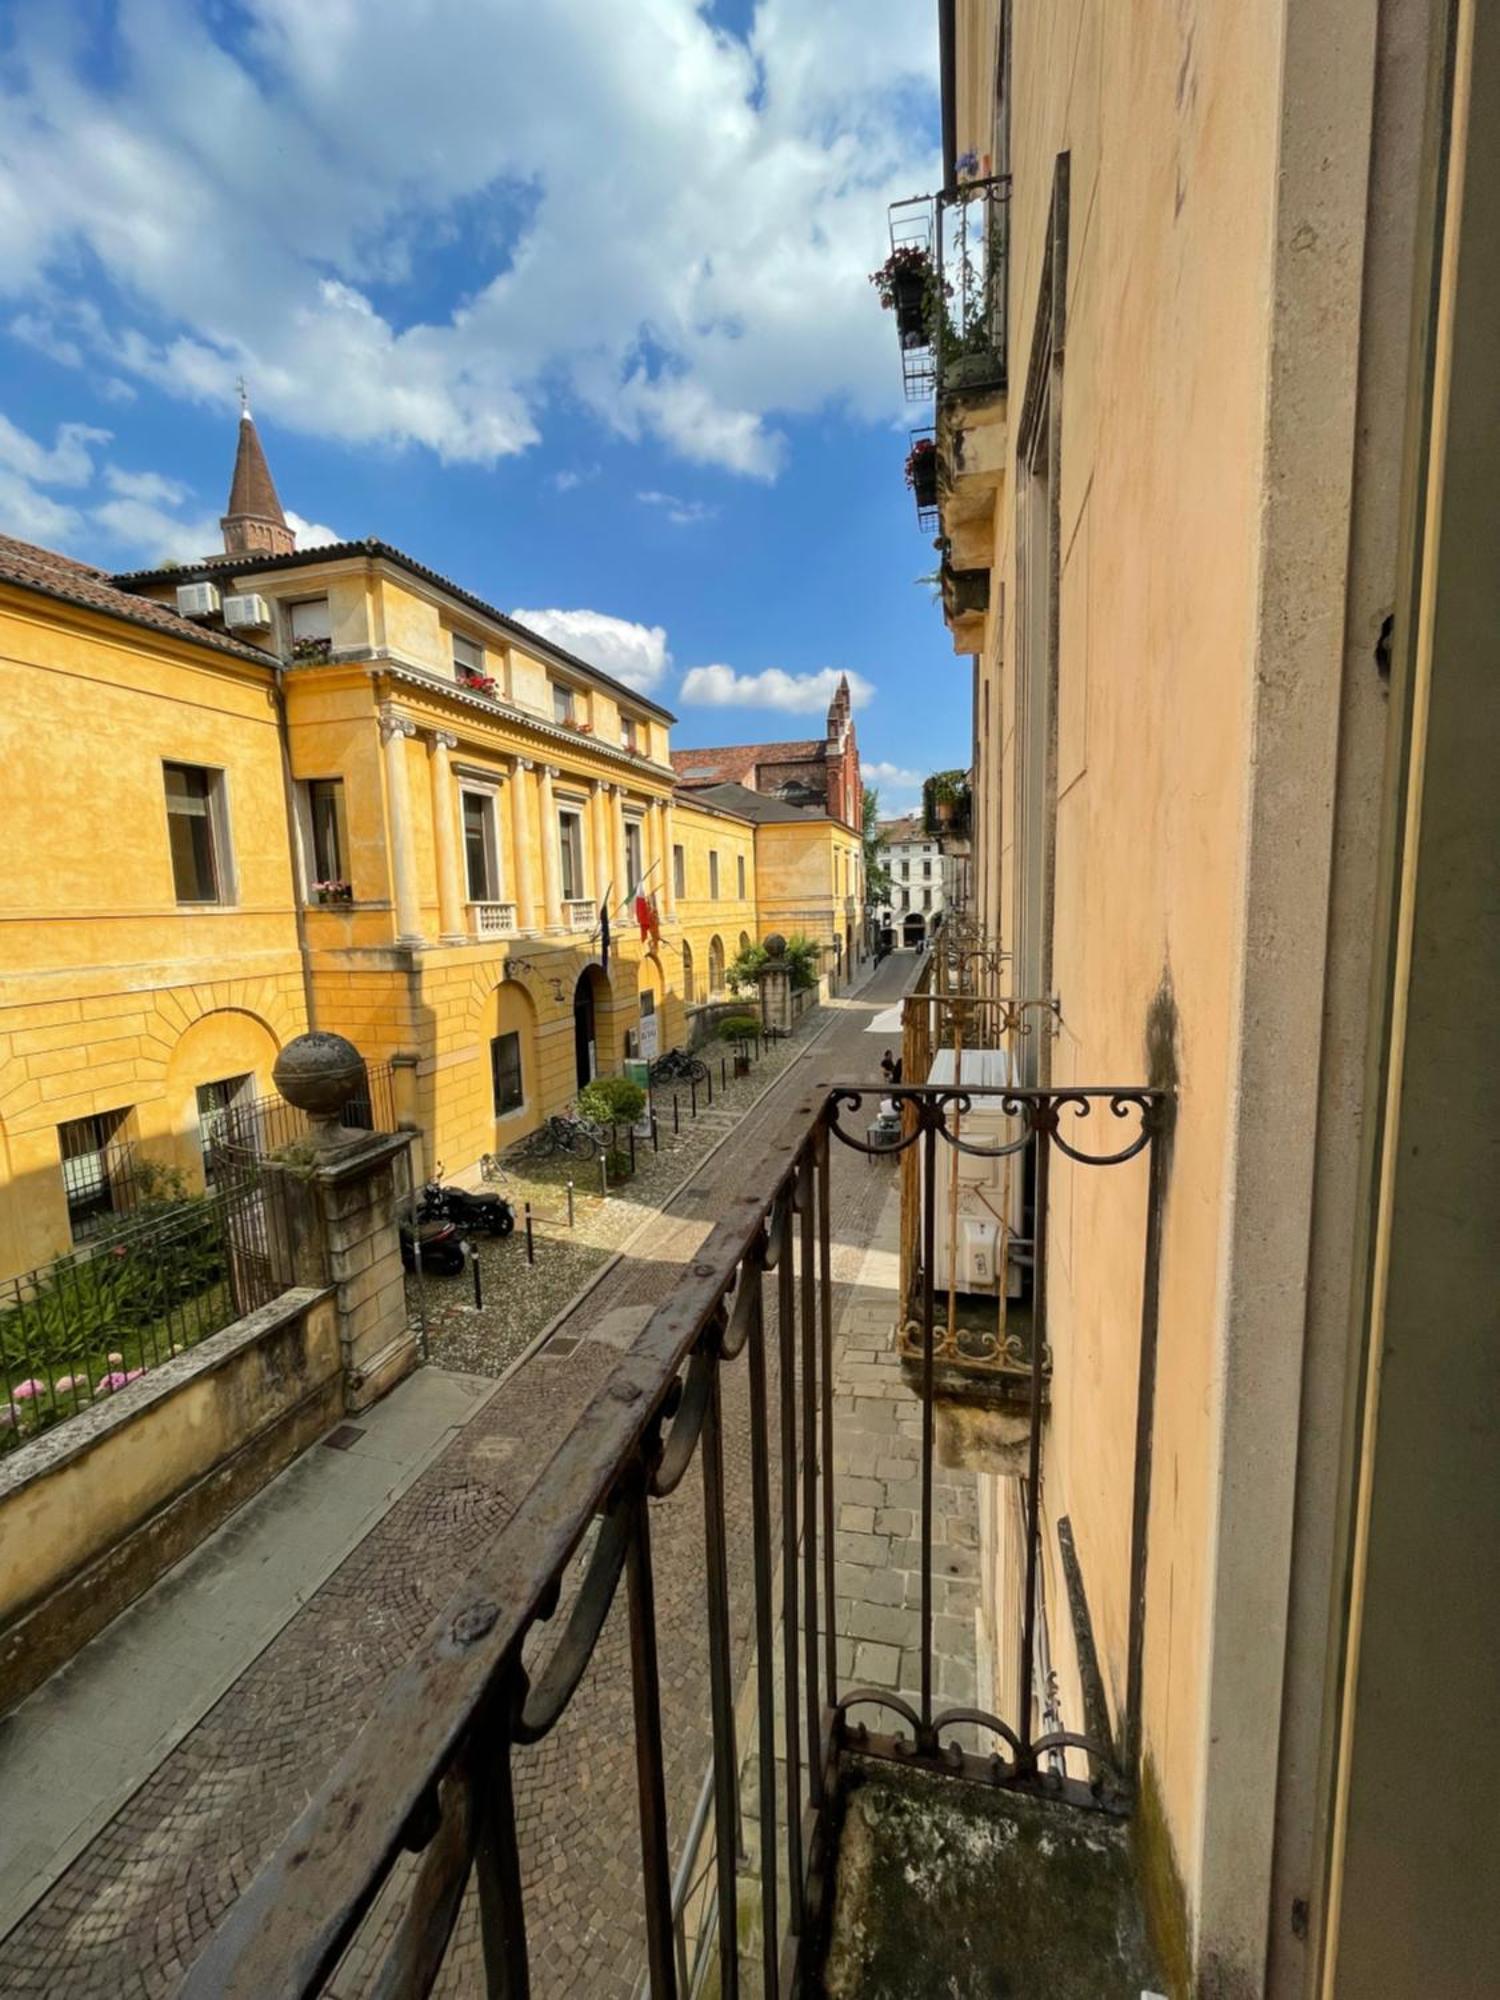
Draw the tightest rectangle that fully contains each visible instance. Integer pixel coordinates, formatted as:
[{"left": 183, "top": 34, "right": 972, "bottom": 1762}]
[
  {"left": 273, "top": 1031, "right": 368, "bottom": 1148},
  {"left": 762, "top": 933, "right": 788, "bottom": 959}
]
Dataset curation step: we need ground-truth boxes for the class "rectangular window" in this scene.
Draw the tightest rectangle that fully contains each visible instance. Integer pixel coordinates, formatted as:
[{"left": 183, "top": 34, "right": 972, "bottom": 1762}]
[
  {"left": 625, "top": 818, "right": 644, "bottom": 893},
  {"left": 463, "top": 790, "right": 501, "bottom": 901},
  {"left": 197, "top": 1074, "right": 252, "bottom": 1187},
  {"left": 59, "top": 1108, "right": 132, "bottom": 1241},
  {"left": 289, "top": 598, "right": 331, "bottom": 642},
  {"left": 491, "top": 1032, "right": 524, "bottom": 1116},
  {"left": 673, "top": 844, "right": 686, "bottom": 898},
  {"left": 164, "top": 761, "right": 228, "bottom": 903},
  {"left": 552, "top": 681, "right": 576, "bottom": 724},
  {"left": 737, "top": 854, "right": 746, "bottom": 899},
  {"left": 621, "top": 714, "right": 639, "bottom": 752},
  {"left": 709, "top": 852, "right": 720, "bottom": 899},
  {"left": 558, "top": 810, "right": 585, "bottom": 900},
  {"left": 924, "top": 860, "right": 933, "bottom": 879},
  {"left": 452, "top": 632, "right": 484, "bottom": 678},
  {"left": 303, "top": 777, "right": 347, "bottom": 894}
]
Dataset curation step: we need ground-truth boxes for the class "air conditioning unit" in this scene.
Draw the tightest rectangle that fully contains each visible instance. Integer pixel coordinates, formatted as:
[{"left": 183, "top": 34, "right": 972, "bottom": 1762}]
[
  {"left": 175, "top": 581, "right": 221, "bottom": 619},
  {"left": 222, "top": 593, "right": 272, "bottom": 631},
  {"left": 922, "top": 1047, "right": 1026, "bottom": 1298}
]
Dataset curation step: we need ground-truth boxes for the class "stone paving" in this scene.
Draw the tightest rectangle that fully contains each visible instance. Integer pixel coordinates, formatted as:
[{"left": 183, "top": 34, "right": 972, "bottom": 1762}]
[{"left": 0, "top": 955, "right": 925, "bottom": 1998}]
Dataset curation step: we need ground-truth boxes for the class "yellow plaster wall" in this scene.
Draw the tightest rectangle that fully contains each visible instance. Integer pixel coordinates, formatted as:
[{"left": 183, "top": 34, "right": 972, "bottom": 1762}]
[{"left": 0, "top": 590, "right": 308, "bottom": 1280}]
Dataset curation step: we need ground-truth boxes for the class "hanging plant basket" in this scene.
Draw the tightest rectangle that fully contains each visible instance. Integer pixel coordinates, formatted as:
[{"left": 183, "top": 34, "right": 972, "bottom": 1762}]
[
  {"left": 871, "top": 247, "right": 934, "bottom": 345},
  {"left": 904, "top": 438, "right": 939, "bottom": 508}
]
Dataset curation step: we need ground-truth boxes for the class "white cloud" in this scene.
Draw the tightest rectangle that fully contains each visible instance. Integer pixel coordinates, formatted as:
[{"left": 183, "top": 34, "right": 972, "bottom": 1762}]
[
  {"left": 510, "top": 607, "right": 670, "bottom": 693},
  {"left": 679, "top": 663, "right": 874, "bottom": 714},
  {"left": 863, "top": 760, "right": 923, "bottom": 790},
  {"left": 0, "top": 405, "right": 336, "bottom": 565},
  {"left": 637, "top": 489, "right": 718, "bottom": 526},
  {"left": 0, "top": 0, "right": 937, "bottom": 478}
]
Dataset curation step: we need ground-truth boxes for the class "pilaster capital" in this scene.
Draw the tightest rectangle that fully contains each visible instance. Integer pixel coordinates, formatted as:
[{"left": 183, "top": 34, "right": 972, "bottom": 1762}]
[
  {"left": 543, "top": 764, "right": 561, "bottom": 780},
  {"left": 430, "top": 729, "right": 459, "bottom": 753},
  {"left": 516, "top": 756, "right": 535, "bottom": 773},
  {"left": 378, "top": 706, "right": 417, "bottom": 743}
]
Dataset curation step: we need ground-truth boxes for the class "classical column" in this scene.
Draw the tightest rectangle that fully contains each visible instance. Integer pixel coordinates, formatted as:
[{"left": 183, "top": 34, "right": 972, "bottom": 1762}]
[
  {"left": 661, "top": 797, "right": 678, "bottom": 921},
  {"left": 429, "top": 731, "right": 465, "bottom": 941},
  {"left": 591, "top": 778, "right": 613, "bottom": 910},
  {"left": 510, "top": 758, "right": 537, "bottom": 932},
  {"left": 379, "top": 707, "right": 423, "bottom": 944},
  {"left": 538, "top": 763, "right": 562, "bottom": 929},
  {"left": 613, "top": 785, "right": 630, "bottom": 905}
]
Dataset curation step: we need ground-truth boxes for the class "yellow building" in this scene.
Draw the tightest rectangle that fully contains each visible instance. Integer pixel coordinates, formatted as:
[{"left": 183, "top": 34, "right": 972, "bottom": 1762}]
[
  {"left": 902, "top": 4, "right": 1499, "bottom": 1996},
  {"left": 0, "top": 412, "right": 873, "bottom": 1280},
  {"left": 0, "top": 533, "right": 308, "bottom": 1280}
]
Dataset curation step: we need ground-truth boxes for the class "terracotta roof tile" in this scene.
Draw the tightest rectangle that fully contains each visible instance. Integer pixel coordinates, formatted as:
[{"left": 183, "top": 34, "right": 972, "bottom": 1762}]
[
  {"left": 0, "top": 533, "right": 278, "bottom": 667},
  {"left": 669, "top": 739, "right": 825, "bottom": 786}
]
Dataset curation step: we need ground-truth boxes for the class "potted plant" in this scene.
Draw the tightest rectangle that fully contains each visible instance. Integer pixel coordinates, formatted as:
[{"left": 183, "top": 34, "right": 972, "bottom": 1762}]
[
  {"left": 290, "top": 635, "right": 332, "bottom": 664},
  {"left": 870, "top": 245, "right": 935, "bottom": 345},
  {"left": 904, "top": 437, "right": 939, "bottom": 509},
  {"left": 458, "top": 667, "right": 497, "bottom": 696},
  {"left": 718, "top": 1013, "right": 759, "bottom": 1075},
  {"left": 576, "top": 1075, "right": 646, "bottom": 1184},
  {"left": 312, "top": 879, "right": 353, "bottom": 905}
]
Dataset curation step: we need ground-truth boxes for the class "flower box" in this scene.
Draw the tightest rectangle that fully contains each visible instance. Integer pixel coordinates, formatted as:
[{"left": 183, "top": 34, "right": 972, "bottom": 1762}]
[
  {"left": 313, "top": 881, "right": 353, "bottom": 905},
  {"left": 458, "top": 669, "right": 497, "bottom": 696},
  {"left": 904, "top": 438, "right": 939, "bottom": 508},
  {"left": 290, "top": 636, "right": 332, "bottom": 664},
  {"left": 871, "top": 247, "right": 934, "bottom": 346}
]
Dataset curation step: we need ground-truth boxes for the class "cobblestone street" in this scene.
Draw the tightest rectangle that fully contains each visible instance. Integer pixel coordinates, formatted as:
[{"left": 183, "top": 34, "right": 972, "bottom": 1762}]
[{"left": 0, "top": 955, "right": 968, "bottom": 1997}]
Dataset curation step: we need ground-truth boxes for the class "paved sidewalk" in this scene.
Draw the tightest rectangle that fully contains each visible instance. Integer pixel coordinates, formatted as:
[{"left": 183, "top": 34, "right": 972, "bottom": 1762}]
[{"left": 0, "top": 955, "right": 910, "bottom": 1997}]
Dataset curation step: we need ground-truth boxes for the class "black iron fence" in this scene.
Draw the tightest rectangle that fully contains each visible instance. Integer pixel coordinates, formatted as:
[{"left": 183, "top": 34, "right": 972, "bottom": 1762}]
[
  {"left": 216, "top": 1059, "right": 400, "bottom": 1163},
  {"left": 936, "top": 174, "right": 1010, "bottom": 402},
  {"left": 179, "top": 1076, "right": 1164, "bottom": 1999},
  {"left": 1, "top": 1169, "right": 297, "bottom": 1457}
]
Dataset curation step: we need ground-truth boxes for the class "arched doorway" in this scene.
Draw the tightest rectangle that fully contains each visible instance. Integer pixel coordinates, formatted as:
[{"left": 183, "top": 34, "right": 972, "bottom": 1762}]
[
  {"left": 707, "top": 935, "right": 726, "bottom": 997},
  {"left": 902, "top": 912, "right": 926, "bottom": 948},
  {"left": 573, "top": 966, "right": 611, "bottom": 1089},
  {"left": 682, "top": 939, "right": 695, "bottom": 1005}
]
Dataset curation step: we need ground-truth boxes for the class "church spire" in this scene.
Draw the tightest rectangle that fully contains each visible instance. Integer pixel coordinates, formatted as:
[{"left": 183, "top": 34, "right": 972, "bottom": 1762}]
[{"left": 221, "top": 395, "right": 295, "bottom": 558}]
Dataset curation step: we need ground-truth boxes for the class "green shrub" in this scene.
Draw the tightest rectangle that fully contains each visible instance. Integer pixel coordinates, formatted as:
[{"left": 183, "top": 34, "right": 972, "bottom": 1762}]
[
  {"left": 717, "top": 1014, "right": 760, "bottom": 1042},
  {"left": 577, "top": 1076, "right": 646, "bottom": 1129},
  {"left": 603, "top": 1146, "right": 634, "bottom": 1183},
  {"left": 726, "top": 935, "right": 820, "bottom": 996}
]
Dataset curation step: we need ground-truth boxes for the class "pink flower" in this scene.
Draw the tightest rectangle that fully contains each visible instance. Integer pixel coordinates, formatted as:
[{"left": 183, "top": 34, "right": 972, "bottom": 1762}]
[
  {"left": 52, "top": 1375, "right": 80, "bottom": 1395},
  {"left": 95, "top": 1370, "right": 132, "bottom": 1393},
  {"left": 10, "top": 1379, "right": 45, "bottom": 1402}
]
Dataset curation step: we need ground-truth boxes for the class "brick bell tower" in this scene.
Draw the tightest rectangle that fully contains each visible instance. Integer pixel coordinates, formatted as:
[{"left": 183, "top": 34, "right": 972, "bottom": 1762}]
[
  {"left": 221, "top": 388, "right": 296, "bottom": 558},
  {"left": 824, "top": 672, "right": 860, "bottom": 828}
]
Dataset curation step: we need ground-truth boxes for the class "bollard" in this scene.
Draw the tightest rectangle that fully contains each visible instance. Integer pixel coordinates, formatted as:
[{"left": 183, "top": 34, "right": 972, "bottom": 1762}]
[
  {"left": 629, "top": 1127, "right": 637, "bottom": 1174},
  {"left": 566, "top": 1179, "right": 575, "bottom": 1229},
  {"left": 524, "top": 1202, "right": 535, "bottom": 1266},
  {"left": 599, "top": 1152, "right": 609, "bottom": 1197},
  {"left": 720, "top": 1055, "right": 727, "bottom": 1092},
  {"left": 470, "top": 1242, "right": 483, "bottom": 1310},
  {"left": 673, "top": 1094, "right": 680, "bottom": 1136},
  {"left": 650, "top": 1111, "right": 659, "bottom": 1154},
  {"left": 690, "top": 1077, "right": 698, "bottom": 1119},
  {"left": 705, "top": 1066, "right": 712, "bottom": 1107}
]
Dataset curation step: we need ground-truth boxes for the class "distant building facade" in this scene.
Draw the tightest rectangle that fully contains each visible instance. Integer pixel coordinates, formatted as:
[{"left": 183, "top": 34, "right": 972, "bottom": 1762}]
[{"left": 873, "top": 814, "right": 949, "bottom": 945}]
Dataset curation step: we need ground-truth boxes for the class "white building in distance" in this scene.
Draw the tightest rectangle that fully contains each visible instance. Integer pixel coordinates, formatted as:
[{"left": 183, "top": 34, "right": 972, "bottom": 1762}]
[{"left": 875, "top": 815, "right": 951, "bottom": 945}]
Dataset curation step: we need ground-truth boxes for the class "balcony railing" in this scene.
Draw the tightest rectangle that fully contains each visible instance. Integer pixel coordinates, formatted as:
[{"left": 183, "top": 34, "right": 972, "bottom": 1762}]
[
  {"left": 179, "top": 1074, "right": 1165, "bottom": 2000},
  {"left": 470, "top": 900, "right": 518, "bottom": 937},
  {"left": 935, "top": 174, "right": 1010, "bottom": 404},
  {"left": 565, "top": 898, "right": 596, "bottom": 931}
]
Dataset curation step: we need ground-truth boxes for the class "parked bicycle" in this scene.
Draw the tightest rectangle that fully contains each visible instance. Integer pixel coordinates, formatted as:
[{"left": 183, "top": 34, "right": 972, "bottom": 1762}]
[
  {"left": 518, "top": 1112, "right": 604, "bottom": 1162},
  {"left": 649, "top": 1046, "right": 709, "bottom": 1088}
]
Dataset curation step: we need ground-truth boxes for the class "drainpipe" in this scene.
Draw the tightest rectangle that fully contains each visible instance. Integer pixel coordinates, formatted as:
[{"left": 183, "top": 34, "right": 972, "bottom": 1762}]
[
  {"left": 271, "top": 670, "right": 319, "bottom": 1033},
  {"left": 938, "top": 0, "right": 957, "bottom": 189}
]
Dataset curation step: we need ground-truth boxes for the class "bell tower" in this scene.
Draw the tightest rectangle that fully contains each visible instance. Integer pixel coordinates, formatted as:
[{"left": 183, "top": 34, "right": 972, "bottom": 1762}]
[{"left": 221, "top": 387, "right": 295, "bottom": 558}]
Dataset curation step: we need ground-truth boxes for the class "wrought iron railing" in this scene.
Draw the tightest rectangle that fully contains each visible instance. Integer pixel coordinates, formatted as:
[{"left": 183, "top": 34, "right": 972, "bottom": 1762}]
[
  {"left": 1, "top": 1173, "right": 297, "bottom": 1456},
  {"left": 935, "top": 175, "right": 1010, "bottom": 403},
  {"left": 217, "top": 1059, "right": 400, "bottom": 1161},
  {"left": 178, "top": 1075, "right": 1164, "bottom": 1999}
]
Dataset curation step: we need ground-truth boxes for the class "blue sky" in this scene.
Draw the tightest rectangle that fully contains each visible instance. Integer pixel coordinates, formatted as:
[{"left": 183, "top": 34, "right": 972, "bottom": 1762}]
[{"left": 0, "top": 0, "right": 966, "bottom": 815}]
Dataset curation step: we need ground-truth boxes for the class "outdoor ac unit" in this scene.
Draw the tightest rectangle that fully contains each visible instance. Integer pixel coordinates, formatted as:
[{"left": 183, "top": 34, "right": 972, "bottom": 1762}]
[
  {"left": 923, "top": 1047, "right": 1025, "bottom": 1298},
  {"left": 222, "top": 593, "right": 272, "bottom": 630},
  {"left": 175, "top": 581, "right": 221, "bottom": 619}
]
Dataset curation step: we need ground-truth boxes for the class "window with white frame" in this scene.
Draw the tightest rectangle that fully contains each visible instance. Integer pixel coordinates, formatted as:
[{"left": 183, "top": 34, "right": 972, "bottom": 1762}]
[
  {"left": 452, "top": 632, "right": 485, "bottom": 680},
  {"left": 462, "top": 790, "right": 501, "bottom": 902},
  {"left": 300, "top": 778, "right": 347, "bottom": 898},
  {"left": 164, "top": 762, "right": 232, "bottom": 904},
  {"left": 551, "top": 681, "right": 577, "bottom": 724},
  {"left": 197, "top": 1074, "right": 253, "bottom": 1186},
  {"left": 624, "top": 817, "right": 644, "bottom": 894},
  {"left": 621, "top": 714, "right": 640, "bottom": 752},
  {"left": 288, "top": 598, "right": 332, "bottom": 654},
  {"left": 59, "top": 1108, "right": 132, "bottom": 1241},
  {"left": 737, "top": 854, "right": 746, "bottom": 899},
  {"left": 709, "top": 851, "right": 720, "bottom": 899},
  {"left": 558, "top": 809, "right": 586, "bottom": 900},
  {"left": 673, "top": 844, "right": 686, "bottom": 898}
]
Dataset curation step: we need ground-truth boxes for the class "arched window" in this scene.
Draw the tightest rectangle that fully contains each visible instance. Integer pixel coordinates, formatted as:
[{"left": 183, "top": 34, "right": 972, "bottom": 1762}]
[
  {"left": 708, "top": 935, "right": 725, "bottom": 996},
  {"left": 682, "top": 939, "right": 695, "bottom": 1005}
]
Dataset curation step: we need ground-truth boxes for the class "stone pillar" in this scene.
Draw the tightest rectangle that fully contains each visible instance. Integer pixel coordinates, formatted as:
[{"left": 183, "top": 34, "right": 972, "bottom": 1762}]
[
  {"left": 269, "top": 1131, "right": 419, "bottom": 1413},
  {"left": 429, "top": 730, "right": 465, "bottom": 941},
  {"left": 538, "top": 763, "right": 562, "bottom": 929},
  {"left": 379, "top": 706, "right": 423, "bottom": 944},
  {"left": 662, "top": 797, "right": 678, "bottom": 920},
  {"left": 511, "top": 757, "right": 536, "bottom": 932},
  {"left": 592, "top": 777, "right": 614, "bottom": 908},
  {"left": 756, "top": 935, "right": 793, "bottom": 1037}
]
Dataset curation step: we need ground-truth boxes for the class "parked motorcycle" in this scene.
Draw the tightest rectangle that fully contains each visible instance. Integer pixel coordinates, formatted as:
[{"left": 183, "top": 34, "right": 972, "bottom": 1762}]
[
  {"left": 399, "top": 1216, "right": 467, "bottom": 1276},
  {"left": 418, "top": 1170, "right": 516, "bottom": 1238}
]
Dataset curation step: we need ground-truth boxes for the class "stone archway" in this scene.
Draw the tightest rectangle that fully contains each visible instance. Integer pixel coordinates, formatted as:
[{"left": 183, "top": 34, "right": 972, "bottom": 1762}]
[{"left": 902, "top": 911, "right": 926, "bottom": 947}]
